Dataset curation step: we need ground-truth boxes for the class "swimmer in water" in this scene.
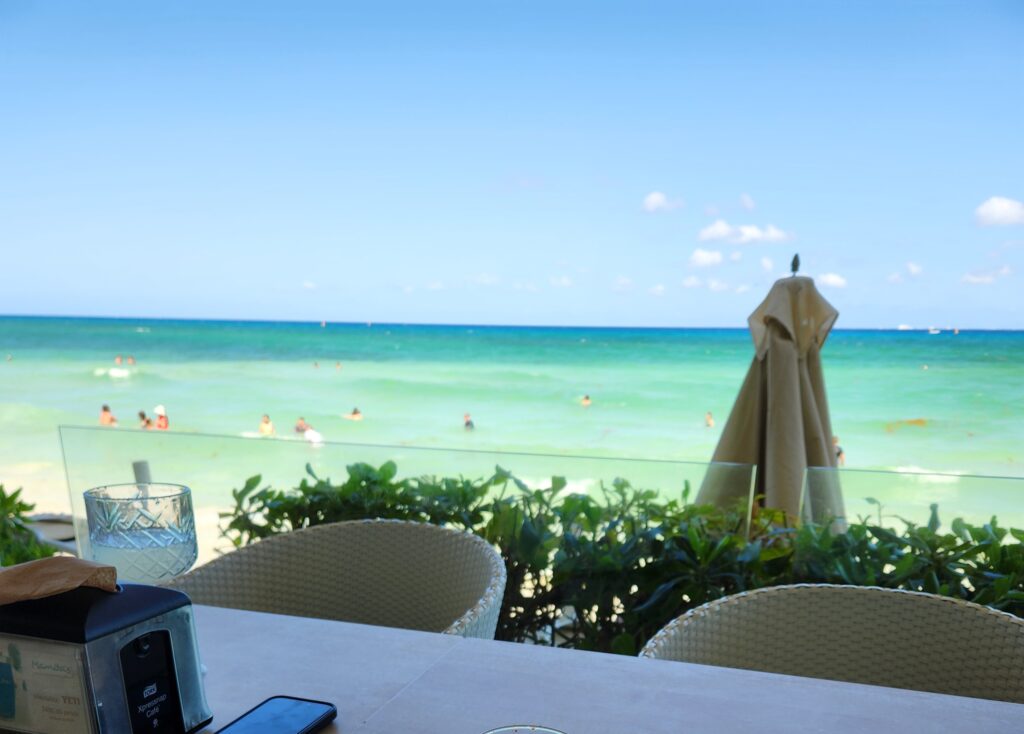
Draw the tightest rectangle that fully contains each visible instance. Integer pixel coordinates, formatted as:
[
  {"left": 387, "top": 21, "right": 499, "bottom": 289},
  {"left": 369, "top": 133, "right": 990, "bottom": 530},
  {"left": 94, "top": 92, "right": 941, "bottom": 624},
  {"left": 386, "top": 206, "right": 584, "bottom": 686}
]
[
  {"left": 705, "top": 411, "right": 715, "bottom": 428},
  {"left": 464, "top": 413, "right": 475, "bottom": 430},
  {"left": 344, "top": 408, "right": 363, "bottom": 421},
  {"left": 833, "top": 435, "right": 845, "bottom": 466},
  {"left": 138, "top": 410, "right": 153, "bottom": 430},
  {"left": 259, "top": 414, "right": 275, "bottom": 436},
  {"left": 127, "top": 355, "right": 136, "bottom": 365},
  {"left": 114, "top": 354, "right": 123, "bottom": 365},
  {"left": 99, "top": 404, "right": 118, "bottom": 427},
  {"left": 299, "top": 420, "right": 323, "bottom": 445},
  {"left": 581, "top": 395, "right": 592, "bottom": 407},
  {"left": 153, "top": 405, "right": 169, "bottom": 430}
]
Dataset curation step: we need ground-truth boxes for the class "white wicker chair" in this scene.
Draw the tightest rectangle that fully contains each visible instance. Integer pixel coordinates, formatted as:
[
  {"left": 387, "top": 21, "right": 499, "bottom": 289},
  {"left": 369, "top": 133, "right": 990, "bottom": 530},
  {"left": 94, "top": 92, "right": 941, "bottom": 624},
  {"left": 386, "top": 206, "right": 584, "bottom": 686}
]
[
  {"left": 640, "top": 583, "right": 1024, "bottom": 703},
  {"left": 164, "top": 519, "right": 506, "bottom": 639}
]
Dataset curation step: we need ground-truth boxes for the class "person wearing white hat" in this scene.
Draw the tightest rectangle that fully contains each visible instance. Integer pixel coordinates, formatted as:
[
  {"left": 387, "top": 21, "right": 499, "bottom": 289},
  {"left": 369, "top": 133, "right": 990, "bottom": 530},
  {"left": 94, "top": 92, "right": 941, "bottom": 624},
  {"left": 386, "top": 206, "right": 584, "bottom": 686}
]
[{"left": 154, "top": 405, "right": 169, "bottom": 430}]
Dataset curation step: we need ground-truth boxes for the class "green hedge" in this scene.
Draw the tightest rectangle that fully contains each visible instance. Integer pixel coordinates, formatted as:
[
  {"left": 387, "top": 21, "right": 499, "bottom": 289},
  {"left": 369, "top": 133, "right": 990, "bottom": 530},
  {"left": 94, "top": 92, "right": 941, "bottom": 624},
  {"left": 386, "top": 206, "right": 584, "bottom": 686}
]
[
  {"left": 1, "top": 485, "right": 56, "bottom": 566},
  {"left": 222, "top": 462, "right": 1024, "bottom": 654}
]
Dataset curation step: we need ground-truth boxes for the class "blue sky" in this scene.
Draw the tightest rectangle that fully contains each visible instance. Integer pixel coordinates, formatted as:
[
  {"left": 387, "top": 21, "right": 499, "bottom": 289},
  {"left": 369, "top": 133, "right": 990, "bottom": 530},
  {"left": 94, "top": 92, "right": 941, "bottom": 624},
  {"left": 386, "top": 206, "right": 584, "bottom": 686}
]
[{"left": 1, "top": 1, "right": 1022, "bottom": 328}]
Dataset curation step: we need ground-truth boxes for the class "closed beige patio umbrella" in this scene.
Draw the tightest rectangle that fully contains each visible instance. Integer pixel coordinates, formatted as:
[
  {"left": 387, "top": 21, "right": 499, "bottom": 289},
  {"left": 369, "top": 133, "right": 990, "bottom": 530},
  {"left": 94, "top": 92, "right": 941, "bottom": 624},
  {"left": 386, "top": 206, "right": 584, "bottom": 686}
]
[{"left": 697, "top": 275, "right": 844, "bottom": 522}]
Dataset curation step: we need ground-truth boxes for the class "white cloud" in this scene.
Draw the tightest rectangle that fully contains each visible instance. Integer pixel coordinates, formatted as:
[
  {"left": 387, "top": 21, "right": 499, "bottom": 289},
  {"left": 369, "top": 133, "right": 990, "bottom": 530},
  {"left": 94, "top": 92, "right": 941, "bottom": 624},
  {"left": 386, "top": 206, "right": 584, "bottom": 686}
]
[
  {"left": 976, "top": 196, "right": 1024, "bottom": 226},
  {"left": 612, "top": 276, "right": 633, "bottom": 292},
  {"left": 402, "top": 285, "right": 415, "bottom": 294},
  {"left": 889, "top": 262, "right": 921, "bottom": 285},
  {"left": 730, "top": 251, "right": 742, "bottom": 262},
  {"left": 736, "top": 224, "right": 788, "bottom": 244},
  {"left": 426, "top": 281, "right": 445, "bottom": 291},
  {"left": 698, "top": 219, "right": 733, "bottom": 242},
  {"left": 708, "top": 278, "right": 729, "bottom": 292},
  {"left": 682, "top": 275, "right": 702, "bottom": 288},
  {"left": 818, "top": 273, "right": 847, "bottom": 288},
  {"left": 740, "top": 193, "right": 756, "bottom": 210},
  {"left": 962, "top": 265, "right": 1012, "bottom": 285},
  {"left": 690, "top": 248, "right": 723, "bottom": 267},
  {"left": 735, "top": 284, "right": 750, "bottom": 294},
  {"left": 760, "top": 256, "right": 774, "bottom": 272},
  {"left": 649, "top": 284, "right": 666, "bottom": 296},
  {"left": 549, "top": 275, "right": 573, "bottom": 288},
  {"left": 301, "top": 281, "right": 316, "bottom": 290},
  {"left": 698, "top": 219, "right": 789, "bottom": 244},
  {"left": 643, "top": 191, "right": 682, "bottom": 213},
  {"left": 513, "top": 281, "right": 539, "bottom": 292}
]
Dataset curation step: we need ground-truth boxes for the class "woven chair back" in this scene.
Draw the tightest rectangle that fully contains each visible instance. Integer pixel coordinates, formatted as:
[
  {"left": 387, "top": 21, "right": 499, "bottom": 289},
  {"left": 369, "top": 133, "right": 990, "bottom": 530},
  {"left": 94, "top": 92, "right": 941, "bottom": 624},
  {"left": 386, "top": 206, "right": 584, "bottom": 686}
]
[
  {"left": 164, "top": 519, "right": 506, "bottom": 639},
  {"left": 640, "top": 583, "right": 1024, "bottom": 703}
]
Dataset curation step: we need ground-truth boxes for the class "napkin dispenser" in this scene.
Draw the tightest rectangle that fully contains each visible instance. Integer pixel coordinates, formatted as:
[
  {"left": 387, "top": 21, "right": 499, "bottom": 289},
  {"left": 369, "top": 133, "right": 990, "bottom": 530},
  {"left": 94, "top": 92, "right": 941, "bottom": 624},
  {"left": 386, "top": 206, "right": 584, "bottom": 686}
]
[{"left": 0, "top": 583, "right": 212, "bottom": 734}]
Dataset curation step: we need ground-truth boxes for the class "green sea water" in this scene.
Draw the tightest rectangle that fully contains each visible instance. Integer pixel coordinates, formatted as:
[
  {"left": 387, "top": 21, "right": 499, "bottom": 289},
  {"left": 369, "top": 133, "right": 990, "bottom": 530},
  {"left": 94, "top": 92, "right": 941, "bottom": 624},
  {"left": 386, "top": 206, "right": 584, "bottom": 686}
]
[{"left": 1, "top": 317, "right": 1022, "bottom": 518}]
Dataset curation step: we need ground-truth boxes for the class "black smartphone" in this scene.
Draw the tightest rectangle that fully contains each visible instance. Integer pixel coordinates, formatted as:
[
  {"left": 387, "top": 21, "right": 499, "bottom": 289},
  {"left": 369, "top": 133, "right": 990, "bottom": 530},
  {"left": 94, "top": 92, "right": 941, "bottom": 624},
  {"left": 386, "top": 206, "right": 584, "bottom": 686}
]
[{"left": 216, "top": 695, "right": 337, "bottom": 734}]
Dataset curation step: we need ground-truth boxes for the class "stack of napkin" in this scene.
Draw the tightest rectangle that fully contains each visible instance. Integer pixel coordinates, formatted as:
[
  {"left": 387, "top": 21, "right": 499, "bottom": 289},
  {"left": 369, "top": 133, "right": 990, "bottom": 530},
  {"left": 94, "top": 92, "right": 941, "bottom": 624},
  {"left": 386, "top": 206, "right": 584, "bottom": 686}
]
[{"left": 0, "top": 557, "right": 117, "bottom": 606}]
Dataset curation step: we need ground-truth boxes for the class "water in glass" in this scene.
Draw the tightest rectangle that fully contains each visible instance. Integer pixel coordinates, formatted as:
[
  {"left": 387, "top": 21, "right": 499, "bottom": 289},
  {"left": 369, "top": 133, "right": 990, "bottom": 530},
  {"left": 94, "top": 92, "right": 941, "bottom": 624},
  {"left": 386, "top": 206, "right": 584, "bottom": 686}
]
[{"left": 84, "top": 483, "right": 197, "bottom": 584}]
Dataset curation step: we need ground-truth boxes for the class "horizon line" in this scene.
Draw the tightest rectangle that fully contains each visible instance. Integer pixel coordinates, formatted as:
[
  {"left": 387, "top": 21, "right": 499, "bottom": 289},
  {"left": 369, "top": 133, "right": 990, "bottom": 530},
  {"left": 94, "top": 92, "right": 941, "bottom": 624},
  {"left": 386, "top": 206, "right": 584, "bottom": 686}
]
[{"left": 0, "top": 313, "right": 1019, "bottom": 333}]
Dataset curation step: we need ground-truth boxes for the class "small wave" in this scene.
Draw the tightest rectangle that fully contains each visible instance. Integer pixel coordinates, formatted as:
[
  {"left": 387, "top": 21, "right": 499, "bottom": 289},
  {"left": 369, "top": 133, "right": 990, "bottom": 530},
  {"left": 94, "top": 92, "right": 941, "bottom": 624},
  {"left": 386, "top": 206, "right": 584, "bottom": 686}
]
[
  {"left": 93, "top": 367, "right": 133, "bottom": 379},
  {"left": 135, "top": 327, "right": 151, "bottom": 333},
  {"left": 890, "top": 466, "right": 963, "bottom": 484}
]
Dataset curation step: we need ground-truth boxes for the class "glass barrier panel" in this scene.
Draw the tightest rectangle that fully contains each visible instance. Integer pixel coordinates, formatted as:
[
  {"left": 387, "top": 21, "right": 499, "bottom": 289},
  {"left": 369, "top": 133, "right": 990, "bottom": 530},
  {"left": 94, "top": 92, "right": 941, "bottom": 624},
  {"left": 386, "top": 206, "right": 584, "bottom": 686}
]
[
  {"left": 804, "top": 466, "right": 1024, "bottom": 531},
  {"left": 59, "top": 425, "right": 723, "bottom": 565},
  {"left": 61, "top": 425, "right": 1022, "bottom": 568}
]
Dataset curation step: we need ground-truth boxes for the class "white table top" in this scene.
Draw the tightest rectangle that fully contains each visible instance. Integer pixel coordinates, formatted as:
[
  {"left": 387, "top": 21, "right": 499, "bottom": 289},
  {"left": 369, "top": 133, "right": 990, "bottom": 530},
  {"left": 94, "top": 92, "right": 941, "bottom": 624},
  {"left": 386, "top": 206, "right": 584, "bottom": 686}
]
[{"left": 194, "top": 605, "right": 1024, "bottom": 733}]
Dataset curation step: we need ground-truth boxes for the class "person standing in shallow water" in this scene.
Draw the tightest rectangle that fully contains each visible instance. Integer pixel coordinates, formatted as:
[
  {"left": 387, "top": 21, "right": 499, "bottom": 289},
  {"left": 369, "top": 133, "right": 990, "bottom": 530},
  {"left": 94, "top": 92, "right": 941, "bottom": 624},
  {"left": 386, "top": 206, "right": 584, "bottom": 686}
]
[
  {"left": 581, "top": 395, "right": 592, "bottom": 407},
  {"left": 138, "top": 410, "right": 153, "bottom": 430},
  {"left": 259, "top": 414, "right": 275, "bottom": 436},
  {"left": 705, "top": 411, "right": 715, "bottom": 428},
  {"left": 464, "top": 413, "right": 475, "bottom": 430},
  {"left": 99, "top": 405, "right": 117, "bottom": 426},
  {"left": 154, "top": 405, "right": 169, "bottom": 430}
]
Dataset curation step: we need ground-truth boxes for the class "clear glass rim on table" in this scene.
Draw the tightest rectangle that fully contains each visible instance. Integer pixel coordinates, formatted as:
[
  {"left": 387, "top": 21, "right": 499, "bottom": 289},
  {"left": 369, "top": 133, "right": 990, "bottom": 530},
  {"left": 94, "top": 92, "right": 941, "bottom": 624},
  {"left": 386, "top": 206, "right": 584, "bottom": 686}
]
[
  {"left": 480, "top": 727, "right": 566, "bottom": 734},
  {"left": 84, "top": 482, "right": 191, "bottom": 501}
]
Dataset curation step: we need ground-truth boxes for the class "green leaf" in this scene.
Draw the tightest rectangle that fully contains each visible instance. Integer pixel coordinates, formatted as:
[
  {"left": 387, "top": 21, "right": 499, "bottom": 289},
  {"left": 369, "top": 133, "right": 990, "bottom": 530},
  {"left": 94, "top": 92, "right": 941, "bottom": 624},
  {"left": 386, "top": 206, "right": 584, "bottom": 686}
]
[
  {"left": 610, "top": 633, "right": 636, "bottom": 656},
  {"left": 236, "top": 474, "right": 263, "bottom": 502},
  {"left": 519, "top": 517, "right": 542, "bottom": 563},
  {"left": 738, "top": 540, "right": 762, "bottom": 564},
  {"left": 378, "top": 461, "right": 398, "bottom": 482},
  {"left": 892, "top": 553, "right": 915, "bottom": 577},
  {"left": 636, "top": 577, "right": 684, "bottom": 613}
]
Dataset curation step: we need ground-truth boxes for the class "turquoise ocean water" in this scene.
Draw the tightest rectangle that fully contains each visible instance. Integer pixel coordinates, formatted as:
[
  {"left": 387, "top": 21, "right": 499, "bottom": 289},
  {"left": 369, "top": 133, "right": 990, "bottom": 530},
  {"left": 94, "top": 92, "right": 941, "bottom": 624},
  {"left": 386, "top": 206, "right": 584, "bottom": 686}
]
[{"left": 1, "top": 317, "right": 1022, "bottom": 517}]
